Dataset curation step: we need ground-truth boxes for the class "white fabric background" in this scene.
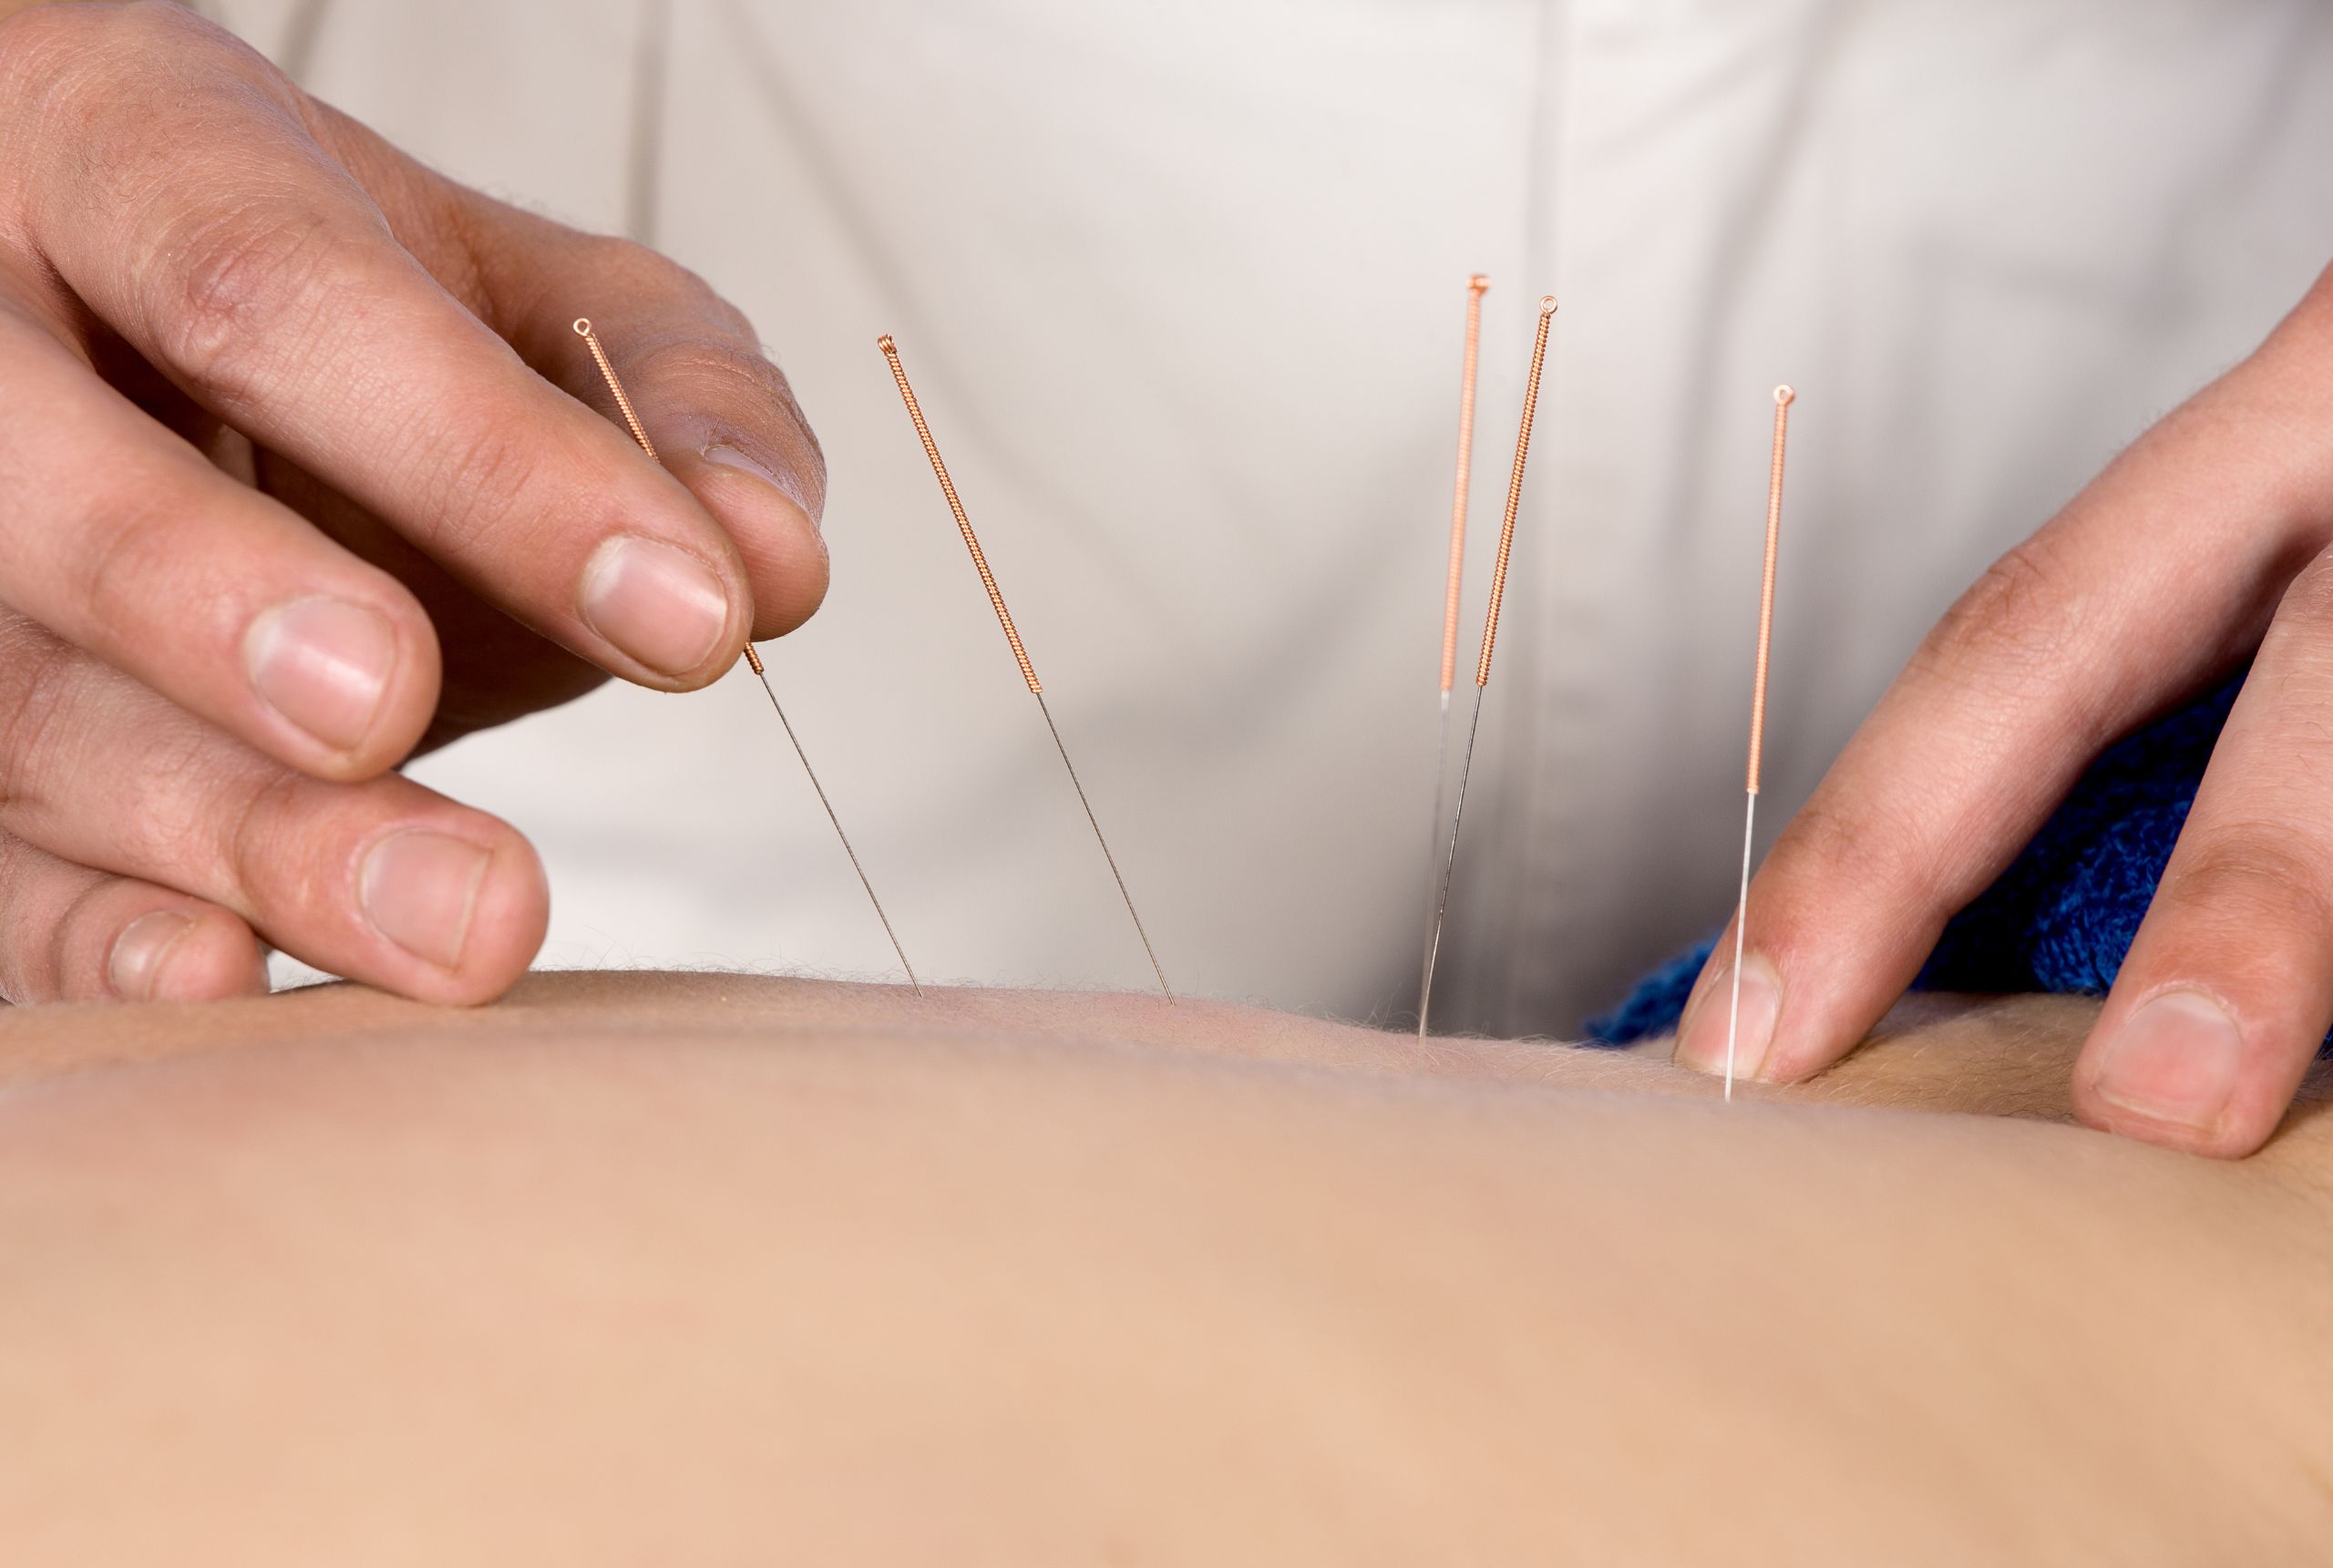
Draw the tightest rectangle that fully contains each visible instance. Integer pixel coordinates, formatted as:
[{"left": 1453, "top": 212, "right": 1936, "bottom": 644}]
[{"left": 212, "top": 0, "right": 2333, "bottom": 1033}]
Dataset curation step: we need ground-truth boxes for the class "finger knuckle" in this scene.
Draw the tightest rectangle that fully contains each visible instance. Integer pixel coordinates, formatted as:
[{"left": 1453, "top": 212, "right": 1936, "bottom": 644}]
[
  {"left": 2163, "top": 831, "right": 2333, "bottom": 935},
  {"left": 0, "top": 624, "right": 83, "bottom": 808},
  {"left": 574, "top": 234, "right": 726, "bottom": 316},
  {"left": 0, "top": 835, "right": 58, "bottom": 1001},
  {"left": 1912, "top": 537, "right": 2088, "bottom": 688},
  {"left": 82, "top": 724, "right": 236, "bottom": 883},
  {"left": 410, "top": 409, "right": 551, "bottom": 559},
  {"left": 635, "top": 336, "right": 797, "bottom": 427},
  {"left": 632, "top": 336, "right": 825, "bottom": 503},
  {"left": 150, "top": 197, "right": 351, "bottom": 398},
  {"left": 72, "top": 482, "right": 206, "bottom": 641},
  {"left": 46, "top": 867, "right": 124, "bottom": 998},
  {"left": 2275, "top": 548, "right": 2333, "bottom": 630},
  {"left": 1775, "top": 788, "right": 1925, "bottom": 892},
  {"left": 217, "top": 769, "right": 305, "bottom": 913},
  {"left": 566, "top": 237, "right": 776, "bottom": 391}
]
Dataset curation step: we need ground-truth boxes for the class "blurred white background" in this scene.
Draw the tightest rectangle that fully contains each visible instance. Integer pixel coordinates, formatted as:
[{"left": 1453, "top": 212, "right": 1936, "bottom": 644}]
[{"left": 215, "top": 0, "right": 2333, "bottom": 1033}]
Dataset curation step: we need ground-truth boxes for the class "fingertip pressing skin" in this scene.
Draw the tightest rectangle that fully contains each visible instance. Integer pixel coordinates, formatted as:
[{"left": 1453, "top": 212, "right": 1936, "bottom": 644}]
[
  {"left": 1673, "top": 948, "right": 1783, "bottom": 1081},
  {"left": 2061, "top": 559, "right": 2333, "bottom": 1158},
  {"left": 108, "top": 907, "right": 268, "bottom": 1003},
  {"left": 0, "top": 623, "right": 550, "bottom": 1008},
  {"left": 1670, "top": 405, "right": 2327, "bottom": 1103},
  {"left": 2072, "top": 970, "right": 2325, "bottom": 1161},
  {"left": 2073, "top": 989, "right": 2270, "bottom": 1157},
  {"left": 2066, "top": 869, "right": 2333, "bottom": 1161}
]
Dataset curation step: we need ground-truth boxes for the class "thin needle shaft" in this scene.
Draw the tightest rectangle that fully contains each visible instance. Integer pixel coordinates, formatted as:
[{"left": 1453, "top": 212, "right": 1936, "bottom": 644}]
[
  {"left": 1725, "top": 791, "right": 1755, "bottom": 1098},
  {"left": 1725, "top": 384, "right": 1796, "bottom": 1100},
  {"left": 572, "top": 316, "right": 922, "bottom": 995},
  {"left": 1037, "top": 691, "right": 1173, "bottom": 1001},
  {"left": 1421, "top": 274, "right": 1490, "bottom": 1022},
  {"left": 1421, "top": 684, "right": 1486, "bottom": 1039},
  {"left": 878, "top": 333, "right": 1174, "bottom": 1002},
  {"left": 745, "top": 648, "right": 922, "bottom": 995},
  {"left": 1419, "top": 295, "right": 1557, "bottom": 1040}
]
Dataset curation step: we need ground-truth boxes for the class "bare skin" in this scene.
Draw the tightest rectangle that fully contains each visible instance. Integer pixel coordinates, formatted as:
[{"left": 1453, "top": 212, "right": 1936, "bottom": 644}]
[{"left": 3, "top": 972, "right": 2328, "bottom": 1563}]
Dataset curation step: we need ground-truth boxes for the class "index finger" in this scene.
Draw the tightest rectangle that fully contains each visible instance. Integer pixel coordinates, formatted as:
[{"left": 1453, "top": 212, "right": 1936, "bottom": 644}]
[{"left": 1671, "top": 324, "right": 2333, "bottom": 1085}]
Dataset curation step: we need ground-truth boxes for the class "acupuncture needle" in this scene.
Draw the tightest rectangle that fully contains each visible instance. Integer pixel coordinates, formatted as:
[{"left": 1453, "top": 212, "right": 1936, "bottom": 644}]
[
  {"left": 572, "top": 317, "right": 923, "bottom": 996},
  {"left": 1723, "top": 384, "right": 1795, "bottom": 1100},
  {"left": 1418, "top": 295, "right": 1557, "bottom": 1040},
  {"left": 1419, "top": 273, "right": 1491, "bottom": 1028},
  {"left": 877, "top": 333, "right": 1174, "bottom": 1003}
]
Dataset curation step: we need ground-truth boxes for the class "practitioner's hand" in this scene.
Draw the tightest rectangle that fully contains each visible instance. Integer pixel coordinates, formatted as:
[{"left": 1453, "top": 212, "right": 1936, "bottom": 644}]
[
  {"left": 0, "top": 2, "right": 827, "bottom": 1006},
  {"left": 1672, "top": 258, "right": 2333, "bottom": 1158}
]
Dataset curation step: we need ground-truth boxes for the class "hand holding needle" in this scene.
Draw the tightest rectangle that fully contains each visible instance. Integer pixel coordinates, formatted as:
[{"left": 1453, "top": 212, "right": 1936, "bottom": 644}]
[{"left": 576, "top": 317, "right": 922, "bottom": 996}]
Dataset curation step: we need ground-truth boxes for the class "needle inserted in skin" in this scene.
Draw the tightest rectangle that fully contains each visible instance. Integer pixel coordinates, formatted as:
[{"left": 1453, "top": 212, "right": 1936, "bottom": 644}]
[
  {"left": 1724, "top": 384, "right": 1795, "bottom": 1099},
  {"left": 877, "top": 333, "right": 1174, "bottom": 1003},
  {"left": 1419, "top": 274, "right": 1490, "bottom": 1026},
  {"left": 572, "top": 317, "right": 922, "bottom": 996},
  {"left": 1418, "top": 295, "right": 1557, "bottom": 1040}
]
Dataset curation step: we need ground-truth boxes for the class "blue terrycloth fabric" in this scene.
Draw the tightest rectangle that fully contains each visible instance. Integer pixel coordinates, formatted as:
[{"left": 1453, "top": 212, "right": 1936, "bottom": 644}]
[{"left": 1584, "top": 671, "right": 2248, "bottom": 1047}]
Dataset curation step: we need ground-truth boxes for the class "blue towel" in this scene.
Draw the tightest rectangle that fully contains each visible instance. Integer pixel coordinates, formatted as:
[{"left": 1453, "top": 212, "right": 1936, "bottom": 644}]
[{"left": 1585, "top": 672, "right": 2246, "bottom": 1046}]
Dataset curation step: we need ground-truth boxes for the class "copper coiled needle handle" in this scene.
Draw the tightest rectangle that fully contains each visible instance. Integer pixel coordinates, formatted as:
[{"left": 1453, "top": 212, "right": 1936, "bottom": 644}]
[
  {"left": 574, "top": 319, "right": 659, "bottom": 461},
  {"left": 1438, "top": 274, "right": 1491, "bottom": 695},
  {"left": 1744, "top": 384, "right": 1794, "bottom": 794},
  {"left": 1474, "top": 296, "right": 1557, "bottom": 689},
  {"left": 878, "top": 334, "right": 1043, "bottom": 695},
  {"left": 1417, "top": 293, "right": 1559, "bottom": 1041}
]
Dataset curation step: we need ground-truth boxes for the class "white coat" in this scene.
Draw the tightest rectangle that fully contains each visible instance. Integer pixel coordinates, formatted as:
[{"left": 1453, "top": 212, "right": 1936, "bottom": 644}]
[{"left": 211, "top": 0, "right": 2333, "bottom": 1032}]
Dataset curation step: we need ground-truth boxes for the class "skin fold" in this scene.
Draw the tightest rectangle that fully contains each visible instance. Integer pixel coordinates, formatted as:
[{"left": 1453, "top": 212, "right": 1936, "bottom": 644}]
[{"left": 3, "top": 972, "right": 2328, "bottom": 1564}]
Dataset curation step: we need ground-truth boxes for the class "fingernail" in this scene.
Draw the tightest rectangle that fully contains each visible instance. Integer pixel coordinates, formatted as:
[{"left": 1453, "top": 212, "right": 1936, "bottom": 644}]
[
  {"left": 578, "top": 536, "right": 731, "bottom": 676},
  {"left": 245, "top": 597, "right": 395, "bottom": 753},
  {"left": 1675, "top": 951, "right": 1782, "bottom": 1080},
  {"left": 108, "top": 910, "right": 194, "bottom": 1001},
  {"left": 702, "top": 443, "right": 820, "bottom": 527},
  {"left": 2091, "top": 989, "right": 2244, "bottom": 1134},
  {"left": 359, "top": 830, "right": 490, "bottom": 969}
]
